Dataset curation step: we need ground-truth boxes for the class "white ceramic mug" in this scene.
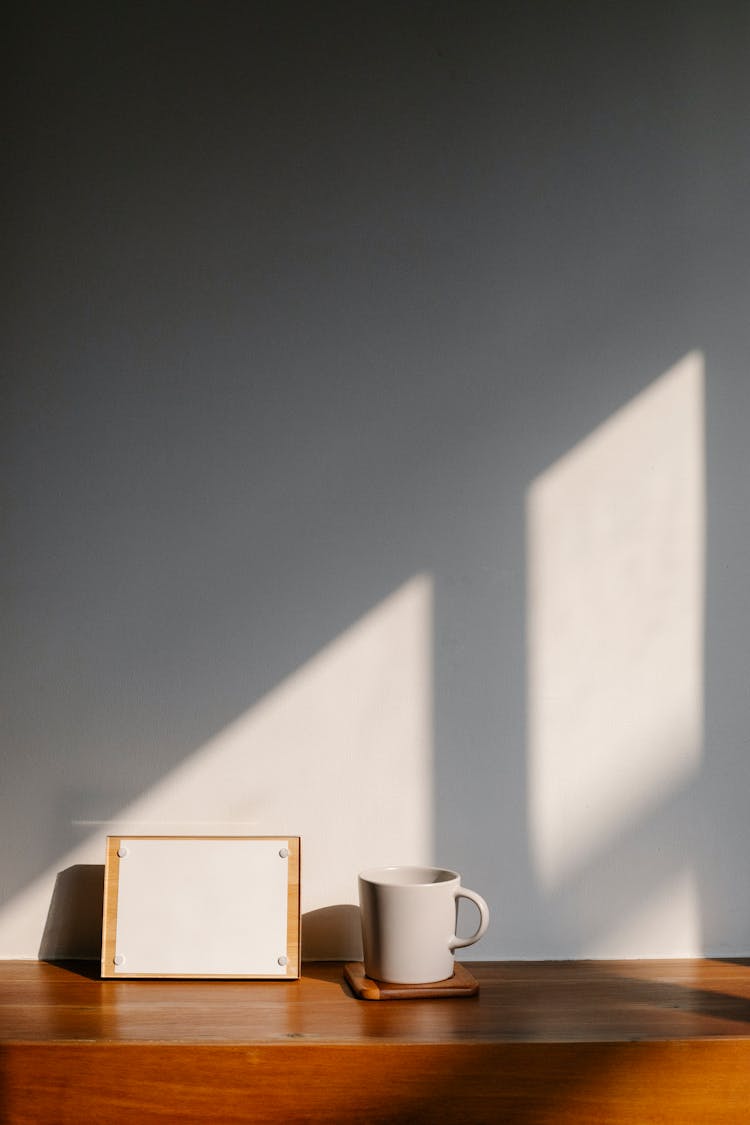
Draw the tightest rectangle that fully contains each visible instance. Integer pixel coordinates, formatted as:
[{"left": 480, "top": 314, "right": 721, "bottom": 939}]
[{"left": 358, "top": 865, "right": 490, "bottom": 984}]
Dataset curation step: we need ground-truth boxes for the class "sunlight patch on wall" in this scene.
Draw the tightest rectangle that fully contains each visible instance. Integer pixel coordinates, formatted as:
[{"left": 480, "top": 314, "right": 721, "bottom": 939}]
[
  {"left": 526, "top": 353, "right": 705, "bottom": 953},
  {"left": 0, "top": 574, "right": 433, "bottom": 959}
]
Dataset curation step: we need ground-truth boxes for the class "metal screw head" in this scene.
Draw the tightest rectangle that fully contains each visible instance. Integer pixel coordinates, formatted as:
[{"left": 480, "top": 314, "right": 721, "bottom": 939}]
[
  {"left": 278, "top": 847, "right": 289, "bottom": 859},
  {"left": 117, "top": 846, "right": 128, "bottom": 858},
  {"left": 114, "top": 954, "right": 126, "bottom": 967},
  {"left": 277, "top": 955, "right": 289, "bottom": 967}
]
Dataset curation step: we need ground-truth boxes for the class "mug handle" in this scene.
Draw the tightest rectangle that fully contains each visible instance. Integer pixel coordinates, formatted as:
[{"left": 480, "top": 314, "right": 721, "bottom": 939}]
[{"left": 449, "top": 887, "right": 490, "bottom": 951}]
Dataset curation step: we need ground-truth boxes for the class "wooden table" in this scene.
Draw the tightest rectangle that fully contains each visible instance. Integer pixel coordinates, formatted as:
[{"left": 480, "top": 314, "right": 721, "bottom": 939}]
[{"left": 2, "top": 959, "right": 750, "bottom": 1122}]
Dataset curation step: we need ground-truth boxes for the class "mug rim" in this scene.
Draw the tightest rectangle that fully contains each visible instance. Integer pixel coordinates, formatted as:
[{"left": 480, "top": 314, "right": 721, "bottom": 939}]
[{"left": 358, "top": 864, "right": 460, "bottom": 887}]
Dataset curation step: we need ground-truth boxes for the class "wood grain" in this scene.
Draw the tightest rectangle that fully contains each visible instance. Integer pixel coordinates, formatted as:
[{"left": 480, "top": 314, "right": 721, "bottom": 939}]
[
  {"left": 100, "top": 836, "right": 121, "bottom": 977},
  {"left": 285, "top": 836, "right": 300, "bottom": 978},
  {"left": 3, "top": 959, "right": 750, "bottom": 1122}
]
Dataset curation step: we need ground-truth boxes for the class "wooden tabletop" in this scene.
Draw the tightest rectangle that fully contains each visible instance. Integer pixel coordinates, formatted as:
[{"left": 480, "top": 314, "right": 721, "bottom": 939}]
[
  {"left": 3, "top": 959, "right": 750, "bottom": 1123},
  {"left": 3, "top": 957, "right": 750, "bottom": 1044}
]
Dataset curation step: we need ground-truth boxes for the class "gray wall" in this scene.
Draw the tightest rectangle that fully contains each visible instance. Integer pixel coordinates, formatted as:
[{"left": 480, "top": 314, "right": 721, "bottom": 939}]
[{"left": 3, "top": 1, "right": 750, "bottom": 958}]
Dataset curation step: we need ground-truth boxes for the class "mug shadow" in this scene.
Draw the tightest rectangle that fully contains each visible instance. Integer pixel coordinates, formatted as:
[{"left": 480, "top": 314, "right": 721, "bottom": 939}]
[{"left": 301, "top": 903, "right": 362, "bottom": 961}]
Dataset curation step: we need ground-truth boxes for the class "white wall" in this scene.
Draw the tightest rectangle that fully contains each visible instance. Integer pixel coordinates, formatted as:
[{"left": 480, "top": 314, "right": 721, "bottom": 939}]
[{"left": 3, "top": 1, "right": 750, "bottom": 960}]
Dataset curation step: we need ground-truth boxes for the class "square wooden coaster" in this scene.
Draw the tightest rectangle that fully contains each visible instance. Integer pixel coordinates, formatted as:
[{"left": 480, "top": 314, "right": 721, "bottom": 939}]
[{"left": 344, "top": 961, "right": 479, "bottom": 1000}]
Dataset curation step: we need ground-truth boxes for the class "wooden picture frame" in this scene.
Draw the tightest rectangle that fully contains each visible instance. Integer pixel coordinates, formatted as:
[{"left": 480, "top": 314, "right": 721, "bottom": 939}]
[{"left": 101, "top": 836, "right": 300, "bottom": 979}]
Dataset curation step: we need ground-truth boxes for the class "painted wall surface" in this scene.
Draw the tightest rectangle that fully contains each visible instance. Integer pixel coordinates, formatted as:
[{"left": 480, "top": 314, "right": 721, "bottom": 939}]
[{"left": 3, "top": 1, "right": 750, "bottom": 960}]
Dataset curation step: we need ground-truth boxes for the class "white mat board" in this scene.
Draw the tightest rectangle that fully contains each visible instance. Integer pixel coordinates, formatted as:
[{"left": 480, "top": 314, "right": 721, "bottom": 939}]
[{"left": 110, "top": 838, "right": 291, "bottom": 976}]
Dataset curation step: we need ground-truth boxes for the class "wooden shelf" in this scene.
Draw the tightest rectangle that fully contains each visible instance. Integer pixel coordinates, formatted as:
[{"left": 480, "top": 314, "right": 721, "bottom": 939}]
[{"left": 2, "top": 959, "right": 750, "bottom": 1122}]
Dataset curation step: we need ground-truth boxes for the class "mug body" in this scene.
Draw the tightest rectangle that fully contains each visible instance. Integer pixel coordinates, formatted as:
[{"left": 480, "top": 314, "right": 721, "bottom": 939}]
[{"left": 358, "top": 865, "right": 460, "bottom": 984}]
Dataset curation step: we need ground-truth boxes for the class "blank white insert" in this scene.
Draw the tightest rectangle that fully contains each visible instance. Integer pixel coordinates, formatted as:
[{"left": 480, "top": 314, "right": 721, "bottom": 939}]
[{"left": 113, "top": 838, "right": 289, "bottom": 975}]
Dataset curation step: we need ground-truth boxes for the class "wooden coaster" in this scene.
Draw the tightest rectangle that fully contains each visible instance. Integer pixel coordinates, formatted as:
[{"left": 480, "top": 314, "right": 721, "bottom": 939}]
[{"left": 344, "top": 962, "right": 479, "bottom": 1000}]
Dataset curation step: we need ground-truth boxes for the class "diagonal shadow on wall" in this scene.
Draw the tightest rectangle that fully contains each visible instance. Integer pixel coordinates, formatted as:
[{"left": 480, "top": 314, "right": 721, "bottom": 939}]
[{"left": 4, "top": 1, "right": 750, "bottom": 964}]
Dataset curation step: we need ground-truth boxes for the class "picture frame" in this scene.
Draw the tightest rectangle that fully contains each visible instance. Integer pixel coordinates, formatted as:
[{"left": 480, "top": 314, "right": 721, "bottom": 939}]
[{"left": 101, "top": 836, "right": 301, "bottom": 979}]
